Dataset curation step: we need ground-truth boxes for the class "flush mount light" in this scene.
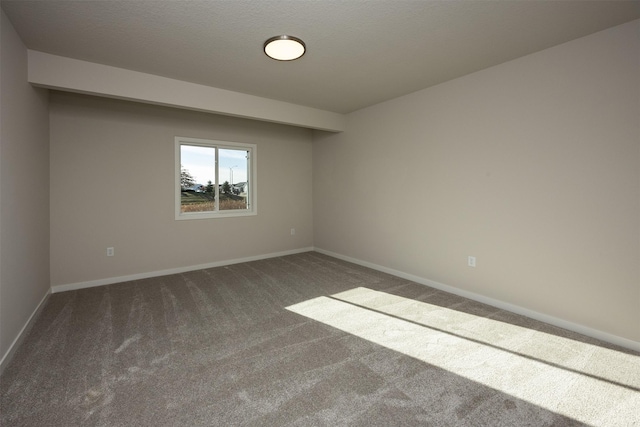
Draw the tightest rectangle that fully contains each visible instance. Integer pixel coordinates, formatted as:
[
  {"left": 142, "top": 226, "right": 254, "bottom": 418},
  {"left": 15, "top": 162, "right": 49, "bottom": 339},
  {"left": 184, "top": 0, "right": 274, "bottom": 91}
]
[{"left": 264, "top": 35, "right": 306, "bottom": 61}]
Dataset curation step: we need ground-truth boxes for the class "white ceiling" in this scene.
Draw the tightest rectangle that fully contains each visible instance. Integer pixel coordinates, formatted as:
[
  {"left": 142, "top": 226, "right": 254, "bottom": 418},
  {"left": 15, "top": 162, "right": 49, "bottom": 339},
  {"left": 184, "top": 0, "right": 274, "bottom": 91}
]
[{"left": 2, "top": 0, "right": 639, "bottom": 114}]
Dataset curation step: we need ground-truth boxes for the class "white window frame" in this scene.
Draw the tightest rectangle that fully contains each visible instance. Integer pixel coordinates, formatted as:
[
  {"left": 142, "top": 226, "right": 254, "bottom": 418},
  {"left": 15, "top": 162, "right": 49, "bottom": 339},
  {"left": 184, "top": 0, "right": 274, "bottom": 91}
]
[{"left": 175, "top": 137, "right": 257, "bottom": 220}]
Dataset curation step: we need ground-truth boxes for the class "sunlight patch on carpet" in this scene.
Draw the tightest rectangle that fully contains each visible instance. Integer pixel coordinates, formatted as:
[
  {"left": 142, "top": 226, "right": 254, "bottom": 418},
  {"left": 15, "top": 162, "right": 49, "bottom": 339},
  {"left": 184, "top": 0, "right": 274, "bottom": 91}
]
[{"left": 286, "top": 287, "right": 640, "bottom": 427}]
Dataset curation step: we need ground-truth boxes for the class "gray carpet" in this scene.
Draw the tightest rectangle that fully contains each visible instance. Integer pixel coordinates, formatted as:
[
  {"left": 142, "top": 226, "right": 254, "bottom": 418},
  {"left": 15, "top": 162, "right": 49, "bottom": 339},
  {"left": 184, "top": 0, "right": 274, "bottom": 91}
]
[{"left": 1, "top": 252, "right": 638, "bottom": 426}]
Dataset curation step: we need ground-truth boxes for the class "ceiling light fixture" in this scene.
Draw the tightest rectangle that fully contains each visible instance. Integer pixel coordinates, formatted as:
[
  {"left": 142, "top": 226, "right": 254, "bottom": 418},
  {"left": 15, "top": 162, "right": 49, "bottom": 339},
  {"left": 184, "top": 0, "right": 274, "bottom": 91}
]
[{"left": 264, "top": 35, "right": 306, "bottom": 61}]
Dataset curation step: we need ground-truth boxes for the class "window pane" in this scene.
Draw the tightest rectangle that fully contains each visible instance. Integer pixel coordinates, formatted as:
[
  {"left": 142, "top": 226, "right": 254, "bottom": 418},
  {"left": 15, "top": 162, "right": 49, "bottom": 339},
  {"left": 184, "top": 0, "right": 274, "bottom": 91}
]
[
  {"left": 176, "top": 137, "right": 255, "bottom": 220},
  {"left": 180, "top": 145, "right": 216, "bottom": 213},
  {"left": 219, "top": 148, "right": 249, "bottom": 211}
]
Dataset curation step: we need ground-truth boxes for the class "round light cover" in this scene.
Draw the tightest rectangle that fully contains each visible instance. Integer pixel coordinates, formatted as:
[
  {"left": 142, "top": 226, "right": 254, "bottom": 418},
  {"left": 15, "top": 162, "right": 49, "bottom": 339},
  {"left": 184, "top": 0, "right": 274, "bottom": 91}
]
[{"left": 264, "top": 35, "right": 306, "bottom": 61}]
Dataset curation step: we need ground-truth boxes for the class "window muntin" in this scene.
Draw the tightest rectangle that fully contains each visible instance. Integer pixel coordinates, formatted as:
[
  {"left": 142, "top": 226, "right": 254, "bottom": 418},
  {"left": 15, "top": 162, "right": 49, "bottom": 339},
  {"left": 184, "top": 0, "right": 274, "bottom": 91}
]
[{"left": 176, "top": 137, "right": 256, "bottom": 220}]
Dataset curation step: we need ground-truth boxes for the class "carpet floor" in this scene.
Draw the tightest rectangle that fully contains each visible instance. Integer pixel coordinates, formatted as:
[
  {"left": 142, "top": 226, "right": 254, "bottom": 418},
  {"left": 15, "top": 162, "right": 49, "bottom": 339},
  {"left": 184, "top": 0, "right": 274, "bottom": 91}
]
[{"left": 1, "top": 252, "right": 638, "bottom": 426}]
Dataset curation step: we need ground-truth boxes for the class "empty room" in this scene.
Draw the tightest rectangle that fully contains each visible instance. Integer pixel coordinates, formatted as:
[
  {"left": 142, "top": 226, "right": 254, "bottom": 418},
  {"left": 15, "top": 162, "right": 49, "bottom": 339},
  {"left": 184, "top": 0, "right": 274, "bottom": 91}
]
[{"left": 1, "top": 1, "right": 639, "bottom": 425}]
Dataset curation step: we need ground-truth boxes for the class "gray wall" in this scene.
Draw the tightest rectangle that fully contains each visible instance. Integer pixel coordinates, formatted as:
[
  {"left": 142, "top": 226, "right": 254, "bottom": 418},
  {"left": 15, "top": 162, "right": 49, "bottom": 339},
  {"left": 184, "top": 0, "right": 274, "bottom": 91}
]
[
  {"left": 0, "top": 10, "right": 50, "bottom": 361},
  {"left": 313, "top": 20, "right": 640, "bottom": 343},
  {"left": 49, "top": 92, "right": 313, "bottom": 287}
]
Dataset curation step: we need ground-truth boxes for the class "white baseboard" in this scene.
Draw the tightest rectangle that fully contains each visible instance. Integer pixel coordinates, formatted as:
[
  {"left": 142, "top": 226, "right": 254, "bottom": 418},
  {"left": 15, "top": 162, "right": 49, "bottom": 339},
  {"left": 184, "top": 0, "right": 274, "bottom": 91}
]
[
  {"left": 314, "top": 247, "right": 640, "bottom": 353},
  {"left": 40, "top": 245, "right": 640, "bottom": 353},
  {"left": 51, "top": 247, "right": 315, "bottom": 294},
  {"left": 0, "top": 289, "right": 51, "bottom": 375}
]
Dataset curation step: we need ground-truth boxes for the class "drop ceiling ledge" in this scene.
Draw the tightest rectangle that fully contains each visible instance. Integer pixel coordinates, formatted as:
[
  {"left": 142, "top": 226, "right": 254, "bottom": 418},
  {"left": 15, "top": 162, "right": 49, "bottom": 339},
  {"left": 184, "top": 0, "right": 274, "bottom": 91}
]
[{"left": 27, "top": 50, "right": 346, "bottom": 132}]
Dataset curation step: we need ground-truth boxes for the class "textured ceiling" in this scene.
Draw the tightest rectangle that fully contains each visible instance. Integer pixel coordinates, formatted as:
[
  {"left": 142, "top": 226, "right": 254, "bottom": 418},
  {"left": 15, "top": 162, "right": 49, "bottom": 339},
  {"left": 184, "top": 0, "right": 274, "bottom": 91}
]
[{"left": 2, "top": 0, "right": 639, "bottom": 113}]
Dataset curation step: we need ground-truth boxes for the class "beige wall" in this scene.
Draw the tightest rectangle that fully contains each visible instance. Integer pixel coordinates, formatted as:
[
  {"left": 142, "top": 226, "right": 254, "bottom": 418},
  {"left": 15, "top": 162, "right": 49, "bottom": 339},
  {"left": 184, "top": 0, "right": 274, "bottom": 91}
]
[
  {"left": 50, "top": 92, "right": 313, "bottom": 287},
  {"left": 313, "top": 20, "right": 640, "bottom": 342},
  {"left": 0, "top": 10, "right": 50, "bottom": 361}
]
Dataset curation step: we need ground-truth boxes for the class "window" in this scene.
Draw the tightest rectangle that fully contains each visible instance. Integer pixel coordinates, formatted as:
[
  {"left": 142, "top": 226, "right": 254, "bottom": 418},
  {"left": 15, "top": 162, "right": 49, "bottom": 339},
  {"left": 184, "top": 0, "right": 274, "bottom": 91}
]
[{"left": 175, "top": 137, "right": 256, "bottom": 220}]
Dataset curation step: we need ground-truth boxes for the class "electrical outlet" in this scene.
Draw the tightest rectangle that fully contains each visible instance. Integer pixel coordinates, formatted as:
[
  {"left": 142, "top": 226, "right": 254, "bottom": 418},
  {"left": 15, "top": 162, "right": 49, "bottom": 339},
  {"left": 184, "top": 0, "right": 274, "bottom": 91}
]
[
  {"left": 290, "top": 228, "right": 296, "bottom": 235},
  {"left": 107, "top": 247, "right": 114, "bottom": 257},
  {"left": 468, "top": 256, "right": 476, "bottom": 267}
]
